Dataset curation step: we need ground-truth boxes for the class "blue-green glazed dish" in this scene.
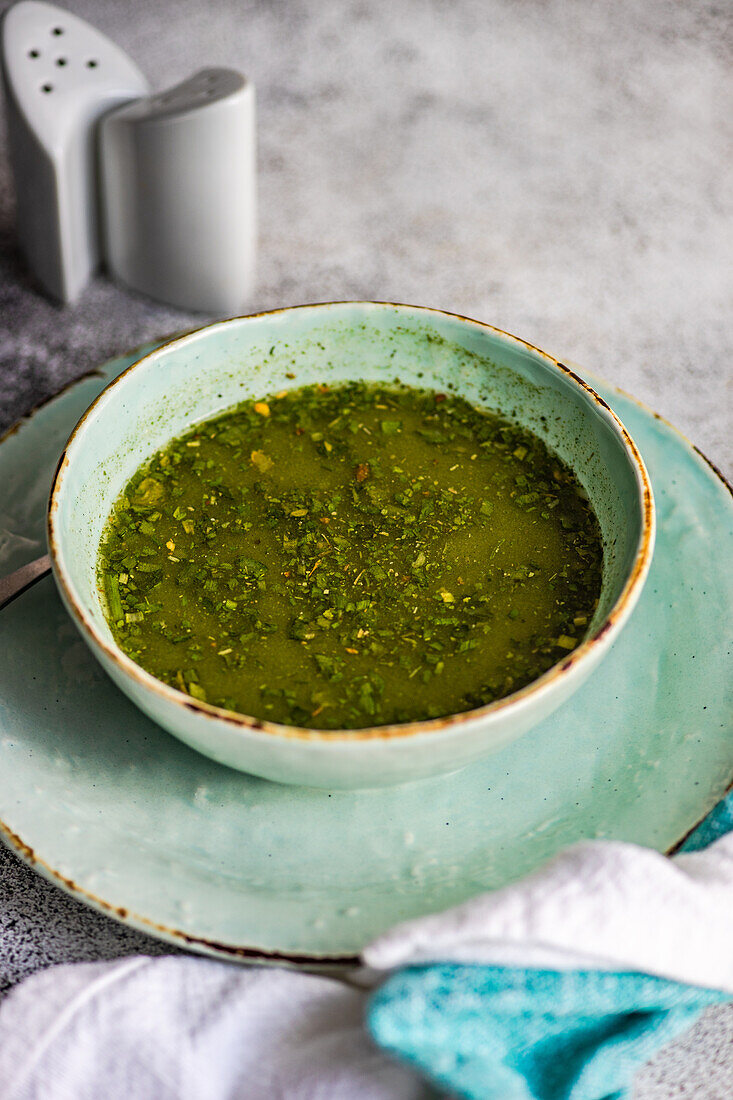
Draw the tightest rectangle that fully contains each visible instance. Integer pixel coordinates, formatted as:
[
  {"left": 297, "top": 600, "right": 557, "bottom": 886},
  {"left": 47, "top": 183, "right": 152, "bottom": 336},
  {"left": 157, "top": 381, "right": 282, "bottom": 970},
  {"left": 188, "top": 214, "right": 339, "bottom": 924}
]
[{"left": 47, "top": 303, "right": 655, "bottom": 788}]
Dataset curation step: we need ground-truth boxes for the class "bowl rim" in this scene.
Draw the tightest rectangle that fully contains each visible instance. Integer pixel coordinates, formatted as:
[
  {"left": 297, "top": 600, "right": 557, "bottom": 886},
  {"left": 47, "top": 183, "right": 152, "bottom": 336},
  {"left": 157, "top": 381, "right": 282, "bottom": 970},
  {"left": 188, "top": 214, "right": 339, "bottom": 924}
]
[{"left": 47, "top": 300, "right": 656, "bottom": 744}]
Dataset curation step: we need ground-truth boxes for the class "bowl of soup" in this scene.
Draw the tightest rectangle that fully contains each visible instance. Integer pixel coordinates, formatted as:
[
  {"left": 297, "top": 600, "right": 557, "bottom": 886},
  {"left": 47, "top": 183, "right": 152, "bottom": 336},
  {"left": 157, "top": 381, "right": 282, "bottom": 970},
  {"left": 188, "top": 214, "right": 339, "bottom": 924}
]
[{"left": 47, "top": 303, "right": 655, "bottom": 787}]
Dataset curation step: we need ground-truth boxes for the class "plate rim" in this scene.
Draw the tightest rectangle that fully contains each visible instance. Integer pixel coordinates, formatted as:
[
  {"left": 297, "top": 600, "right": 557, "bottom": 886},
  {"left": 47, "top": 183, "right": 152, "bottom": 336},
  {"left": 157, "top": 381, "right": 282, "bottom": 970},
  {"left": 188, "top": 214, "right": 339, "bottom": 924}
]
[{"left": 0, "top": 338, "right": 731, "bottom": 966}]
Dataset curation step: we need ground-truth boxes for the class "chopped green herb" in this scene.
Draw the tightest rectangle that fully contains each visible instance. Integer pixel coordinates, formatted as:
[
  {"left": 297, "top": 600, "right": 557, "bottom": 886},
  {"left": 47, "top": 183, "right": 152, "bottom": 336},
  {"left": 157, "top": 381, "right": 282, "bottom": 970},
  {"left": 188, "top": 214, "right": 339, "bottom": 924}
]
[{"left": 104, "top": 573, "right": 123, "bottom": 621}]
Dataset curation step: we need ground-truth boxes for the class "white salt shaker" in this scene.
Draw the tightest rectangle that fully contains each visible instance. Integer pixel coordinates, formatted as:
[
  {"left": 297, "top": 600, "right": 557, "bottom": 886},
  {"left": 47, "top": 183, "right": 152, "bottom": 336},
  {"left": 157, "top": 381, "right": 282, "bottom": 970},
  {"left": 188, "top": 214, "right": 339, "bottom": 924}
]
[{"left": 0, "top": 0, "right": 148, "bottom": 301}]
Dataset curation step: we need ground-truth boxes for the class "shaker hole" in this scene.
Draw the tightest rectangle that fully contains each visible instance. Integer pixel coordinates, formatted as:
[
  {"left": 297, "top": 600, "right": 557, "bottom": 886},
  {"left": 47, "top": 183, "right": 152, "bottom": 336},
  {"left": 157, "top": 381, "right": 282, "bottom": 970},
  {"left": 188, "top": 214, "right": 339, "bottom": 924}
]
[
  {"left": 41, "top": 83, "right": 53, "bottom": 93},
  {"left": 28, "top": 49, "right": 40, "bottom": 58},
  {"left": 56, "top": 57, "right": 67, "bottom": 66},
  {"left": 86, "top": 59, "right": 98, "bottom": 68},
  {"left": 51, "top": 26, "right": 63, "bottom": 35}
]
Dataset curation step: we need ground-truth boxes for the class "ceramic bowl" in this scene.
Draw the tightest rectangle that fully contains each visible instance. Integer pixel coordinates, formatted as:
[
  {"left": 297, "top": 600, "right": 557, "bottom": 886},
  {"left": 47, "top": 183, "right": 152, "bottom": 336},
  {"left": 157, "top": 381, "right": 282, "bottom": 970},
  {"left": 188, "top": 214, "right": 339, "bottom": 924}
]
[{"left": 47, "top": 303, "right": 655, "bottom": 788}]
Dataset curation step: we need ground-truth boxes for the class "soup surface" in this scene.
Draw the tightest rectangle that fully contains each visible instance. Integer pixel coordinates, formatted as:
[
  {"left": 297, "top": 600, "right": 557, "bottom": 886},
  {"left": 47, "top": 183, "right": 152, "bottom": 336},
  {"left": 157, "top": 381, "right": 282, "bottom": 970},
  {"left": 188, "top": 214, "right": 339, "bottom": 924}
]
[{"left": 98, "top": 382, "right": 603, "bottom": 729}]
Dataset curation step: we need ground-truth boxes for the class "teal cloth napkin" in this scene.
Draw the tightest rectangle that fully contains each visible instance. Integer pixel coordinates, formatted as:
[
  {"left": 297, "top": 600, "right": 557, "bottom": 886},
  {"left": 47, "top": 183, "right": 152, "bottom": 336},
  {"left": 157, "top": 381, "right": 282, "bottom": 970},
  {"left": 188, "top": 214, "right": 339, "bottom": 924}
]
[{"left": 367, "top": 796, "right": 733, "bottom": 1100}]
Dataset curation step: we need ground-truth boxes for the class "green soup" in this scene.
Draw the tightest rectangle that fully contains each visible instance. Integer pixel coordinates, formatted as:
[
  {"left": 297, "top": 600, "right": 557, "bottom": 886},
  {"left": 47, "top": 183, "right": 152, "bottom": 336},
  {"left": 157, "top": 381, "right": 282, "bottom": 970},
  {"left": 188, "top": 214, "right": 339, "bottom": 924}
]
[{"left": 98, "top": 381, "right": 603, "bottom": 729}]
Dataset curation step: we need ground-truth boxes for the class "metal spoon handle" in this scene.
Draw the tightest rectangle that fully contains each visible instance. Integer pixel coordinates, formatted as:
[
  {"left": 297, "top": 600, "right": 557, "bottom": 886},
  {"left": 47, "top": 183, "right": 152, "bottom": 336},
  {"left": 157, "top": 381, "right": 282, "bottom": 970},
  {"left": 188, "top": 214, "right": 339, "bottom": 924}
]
[{"left": 0, "top": 554, "right": 52, "bottom": 611}]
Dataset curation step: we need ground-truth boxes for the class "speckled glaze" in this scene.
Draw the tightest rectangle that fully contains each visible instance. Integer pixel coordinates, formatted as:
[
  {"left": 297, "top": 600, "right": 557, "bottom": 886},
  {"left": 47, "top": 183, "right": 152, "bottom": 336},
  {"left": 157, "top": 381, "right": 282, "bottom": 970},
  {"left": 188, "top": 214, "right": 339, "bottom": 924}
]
[
  {"left": 47, "top": 303, "right": 654, "bottom": 788},
  {"left": 0, "top": 336, "right": 730, "bottom": 963}
]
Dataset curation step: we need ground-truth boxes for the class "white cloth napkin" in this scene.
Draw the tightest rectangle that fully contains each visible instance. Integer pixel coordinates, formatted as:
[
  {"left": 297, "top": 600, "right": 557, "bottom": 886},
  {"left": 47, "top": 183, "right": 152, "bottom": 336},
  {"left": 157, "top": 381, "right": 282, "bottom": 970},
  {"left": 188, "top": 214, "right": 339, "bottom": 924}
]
[
  {"left": 2, "top": 833, "right": 732, "bottom": 1099},
  {"left": 0, "top": 958, "right": 429, "bottom": 1100},
  {"left": 365, "top": 834, "right": 733, "bottom": 990}
]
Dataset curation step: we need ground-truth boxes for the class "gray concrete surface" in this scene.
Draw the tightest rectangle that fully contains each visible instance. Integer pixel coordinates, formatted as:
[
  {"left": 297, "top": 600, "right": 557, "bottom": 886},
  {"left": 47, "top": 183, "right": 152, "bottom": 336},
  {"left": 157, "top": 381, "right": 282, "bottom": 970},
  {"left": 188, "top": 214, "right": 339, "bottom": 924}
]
[{"left": 0, "top": 1, "right": 731, "bottom": 1095}]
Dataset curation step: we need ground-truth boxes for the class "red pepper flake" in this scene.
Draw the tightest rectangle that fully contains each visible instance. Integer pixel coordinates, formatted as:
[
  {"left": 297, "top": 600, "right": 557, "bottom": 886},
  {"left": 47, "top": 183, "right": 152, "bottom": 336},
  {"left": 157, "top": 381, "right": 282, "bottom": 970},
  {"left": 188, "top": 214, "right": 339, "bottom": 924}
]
[{"left": 355, "top": 462, "right": 371, "bottom": 483}]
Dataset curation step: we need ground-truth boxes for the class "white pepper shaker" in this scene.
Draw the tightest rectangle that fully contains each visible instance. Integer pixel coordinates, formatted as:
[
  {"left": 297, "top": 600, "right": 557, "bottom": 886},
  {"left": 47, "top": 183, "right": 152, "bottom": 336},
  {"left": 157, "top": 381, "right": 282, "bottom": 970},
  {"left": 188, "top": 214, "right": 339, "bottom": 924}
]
[{"left": 99, "top": 68, "right": 257, "bottom": 314}]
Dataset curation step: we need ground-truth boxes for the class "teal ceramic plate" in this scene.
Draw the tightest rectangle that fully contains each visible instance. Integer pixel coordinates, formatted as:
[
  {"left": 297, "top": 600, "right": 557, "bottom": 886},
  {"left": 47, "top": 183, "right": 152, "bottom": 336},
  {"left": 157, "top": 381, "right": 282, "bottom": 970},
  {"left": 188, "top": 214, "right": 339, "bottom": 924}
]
[{"left": 0, "top": 344, "right": 731, "bottom": 964}]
